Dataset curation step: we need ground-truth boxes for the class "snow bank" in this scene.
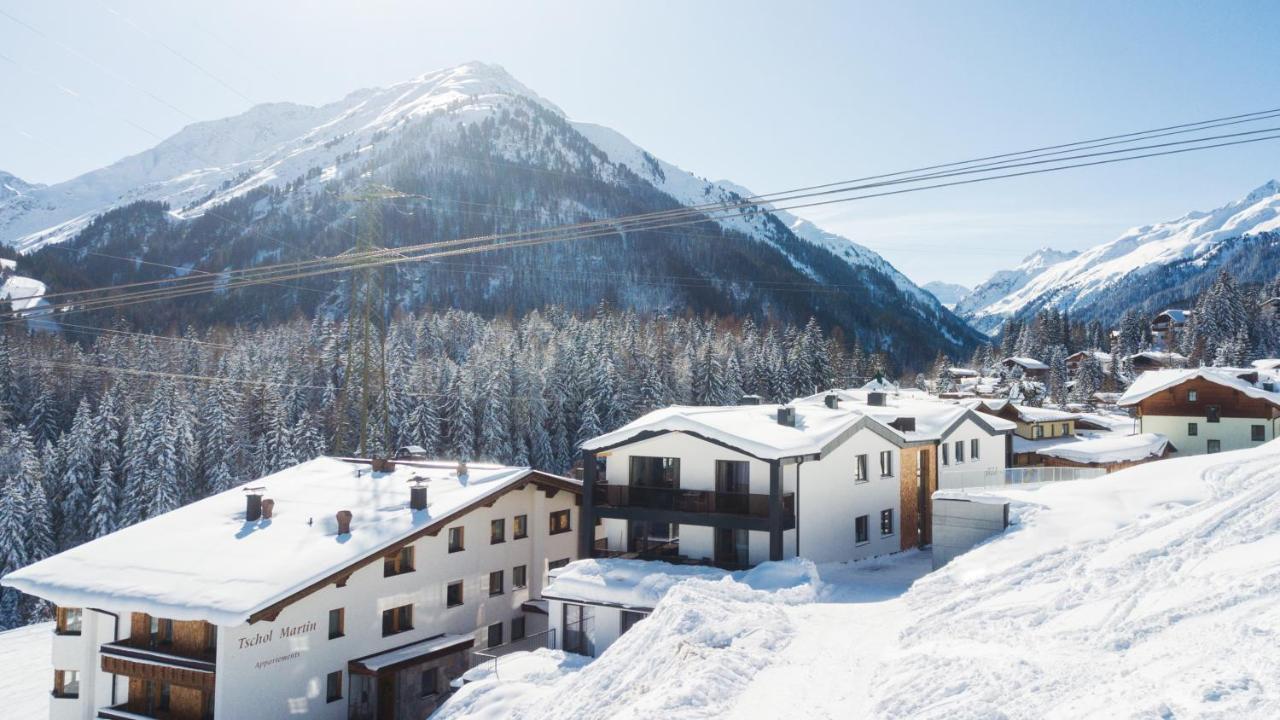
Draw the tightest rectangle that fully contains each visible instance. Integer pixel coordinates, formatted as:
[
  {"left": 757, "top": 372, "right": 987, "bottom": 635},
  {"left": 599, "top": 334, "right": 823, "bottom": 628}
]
[
  {"left": 870, "top": 442, "right": 1280, "bottom": 718},
  {"left": 0, "top": 622, "right": 52, "bottom": 718},
  {"left": 437, "top": 650, "right": 590, "bottom": 720}
]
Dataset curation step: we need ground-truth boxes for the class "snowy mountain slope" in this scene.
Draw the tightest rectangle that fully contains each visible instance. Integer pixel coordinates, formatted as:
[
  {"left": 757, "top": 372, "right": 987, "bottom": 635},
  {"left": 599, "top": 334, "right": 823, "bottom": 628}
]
[
  {"left": 921, "top": 281, "right": 969, "bottom": 310},
  {"left": 955, "top": 247, "right": 1079, "bottom": 331},
  {"left": 10, "top": 61, "right": 984, "bottom": 361},
  {"left": 961, "top": 181, "right": 1280, "bottom": 333},
  {"left": 0, "top": 63, "right": 561, "bottom": 252},
  {"left": 0, "top": 171, "right": 43, "bottom": 202},
  {"left": 572, "top": 123, "right": 962, "bottom": 333}
]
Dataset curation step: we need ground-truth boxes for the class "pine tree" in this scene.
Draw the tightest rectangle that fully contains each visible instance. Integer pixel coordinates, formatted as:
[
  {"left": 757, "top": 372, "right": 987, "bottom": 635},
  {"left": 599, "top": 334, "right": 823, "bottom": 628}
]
[
  {"left": 58, "top": 399, "right": 96, "bottom": 547},
  {"left": 88, "top": 459, "right": 120, "bottom": 539}
]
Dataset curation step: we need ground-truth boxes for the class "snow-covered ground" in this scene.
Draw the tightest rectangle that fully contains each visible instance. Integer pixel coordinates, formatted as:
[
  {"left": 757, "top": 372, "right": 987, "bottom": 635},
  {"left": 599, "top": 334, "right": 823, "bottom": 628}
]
[
  {"left": 435, "top": 441, "right": 1280, "bottom": 719},
  {"left": 0, "top": 621, "right": 52, "bottom": 718}
]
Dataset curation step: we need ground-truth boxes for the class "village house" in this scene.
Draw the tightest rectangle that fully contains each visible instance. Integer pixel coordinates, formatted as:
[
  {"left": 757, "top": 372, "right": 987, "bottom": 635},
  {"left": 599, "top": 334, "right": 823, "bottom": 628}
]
[
  {"left": 1123, "top": 350, "right": 1188, "bottom": 372},
  {"left": 576, "top": 390, "right": 1013, "bottom": 571},
  {"left": 1, "top": 458, "right": 586, "bottom": 720},
  {"left": 1001, "top": 356, "right": 1049, "bottom": 380},
  {"left": 1064, "top": 350, "right": 1112, "bottom": 375},
  {"left": 1118, "top": 367, "right": 1280, "bottom": 455},
  {"left": 1150, "top": 309, "right": 1192, "bottom": 349},
  {"left": 1030, "top": 432, "right": 1174, "bottom": 473},
  {"left": 969, "top": 400, "right": 1080, "bottom": 466}
]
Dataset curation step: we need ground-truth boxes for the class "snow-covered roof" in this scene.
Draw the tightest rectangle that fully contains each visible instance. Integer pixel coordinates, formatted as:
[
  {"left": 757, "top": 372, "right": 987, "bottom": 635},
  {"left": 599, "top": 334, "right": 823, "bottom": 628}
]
[
  {"left": 1002, "top": 356, "right": 1049, "bottom": 370},
  {"left": 946, "top": 367, "right": 979, "bottom": 377},
  {"left": 1, "top": 457, "right": 577, "bottom": 626},
  {"left": 1118, "top": 368, "right": 1280, "bottom": 408},
  {"left": 1124, "top": 351, "right": 1187, "bottom": 364},
  {"left": 1066, "top": 350, "right": 1113, "bottom": 363},
  {"left": 543, "top": 559, "right": 729, "bottom": 609},
  {"left": 796, "top": 389, "right": 1016, "bottom": 439},
  {"left": 352, "top": 633, "right": 473, "bottom": 672},
  {"left": 1252, "top": 358, "right": 1280, "bottom": 370},
  {"left": 967, "top": 399, "right": 1077, "bottom": 424},
  {"left": 1035, "top": 433, "right": 1172, "bottom": 465},
  {"left": 1153, "top": 308, "right": 1190, "bottom": 323}
]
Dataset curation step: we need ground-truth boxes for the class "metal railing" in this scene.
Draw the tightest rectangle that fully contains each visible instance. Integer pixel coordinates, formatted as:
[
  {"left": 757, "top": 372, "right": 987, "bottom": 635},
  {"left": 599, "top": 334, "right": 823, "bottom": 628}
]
[
  {"left": 593, "top": 483, "right": 794, "bottom": 519},
  {"left": 938, "top": 466, "right": 1106, "bottom": 490},
  {"left": 469, "top": 629, "right": 557, "bottom": 679}
]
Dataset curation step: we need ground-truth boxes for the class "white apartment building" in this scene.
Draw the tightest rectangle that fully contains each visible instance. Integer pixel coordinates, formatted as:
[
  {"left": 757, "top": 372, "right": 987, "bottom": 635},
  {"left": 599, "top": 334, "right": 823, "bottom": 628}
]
[
  {"left": 577, "top": 390, "right": 1012, "bottom": 569},
  {"left": 1, "top": 457, "right": 584, "bottom": 720}
]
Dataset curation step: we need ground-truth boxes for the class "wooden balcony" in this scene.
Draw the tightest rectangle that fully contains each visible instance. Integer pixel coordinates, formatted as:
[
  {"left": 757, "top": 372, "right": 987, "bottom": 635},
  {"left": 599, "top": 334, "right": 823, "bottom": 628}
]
[{"left": 592, "top": 483, "right": 794, "bottom": 520}]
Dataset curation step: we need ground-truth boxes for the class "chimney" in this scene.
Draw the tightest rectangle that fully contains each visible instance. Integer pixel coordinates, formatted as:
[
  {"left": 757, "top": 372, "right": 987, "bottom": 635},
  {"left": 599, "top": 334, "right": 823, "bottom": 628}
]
[
  {"left": 244, "top": 487, "right": 265, "bottom": 522},
  {"left": 336, "top": 510, "right": 353, "bottom": 535},
  {"left": 776, "top": 406, "right": 796, "bottom": 427},
  {"left": 371, "top": 457, "right": 396, "bottom": 473},
  {"left": 260, "top": 499, "right": 275, "bottom": 520},
  {"left": 824, "top": 393, "right": 840, "bottom": 409},
  {"left": 456, "top": 461, "right": 469, "bottom": 478},
  {"left": 740, "top": 394, "right": 762, "bottom": 405},
  {"left": 408, "top": 476, "right": 429, "bottom": 511},
  {"left": 890, "top": 417, "right": 916, "bottom": 432},
  {"left": 867, "top": 392, "right": 887, "bottom": 407}
]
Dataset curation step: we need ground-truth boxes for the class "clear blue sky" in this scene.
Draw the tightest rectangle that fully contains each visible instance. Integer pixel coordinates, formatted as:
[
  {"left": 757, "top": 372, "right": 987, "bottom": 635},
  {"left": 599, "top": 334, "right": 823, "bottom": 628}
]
[{"left": 2, "top": 0, "right": 1278, "bottom": 286}]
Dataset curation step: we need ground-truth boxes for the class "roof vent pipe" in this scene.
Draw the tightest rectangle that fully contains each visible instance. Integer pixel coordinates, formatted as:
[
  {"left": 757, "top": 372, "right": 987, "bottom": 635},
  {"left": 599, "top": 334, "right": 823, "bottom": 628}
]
[
  {"left": 777, "top": 406, "right": 796, "bottom": 427},
  {"left": 824, "top": 393, "right": 840, "bottom": 409},
  {"left": 867, "top": 392, "right": 887, "bottom": 407},
  {"left": 408, "top": 476, "right": 429, "bottom": 511},
  {"left": 244, "top": 487, "right": 265, "bottom": 522},
  {"left": 336, "top": 510, "right": 352, "bottom": 535},
  {"left": 260, "top": 499, "right": 275, "bottom": 520}
]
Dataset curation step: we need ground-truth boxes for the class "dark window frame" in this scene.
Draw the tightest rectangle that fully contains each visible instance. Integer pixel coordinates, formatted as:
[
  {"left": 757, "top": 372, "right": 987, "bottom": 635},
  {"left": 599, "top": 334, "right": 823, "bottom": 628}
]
[
  {"left": 1207, "top": 439, "right": 1222, "bottom": 454},
  {"left": 1188, "top": 422, "right": 1198, "bottom": 437},
  {"left": 448, "top": 526, "right": 465, "bottom": 553},
  {"left": 381, "top": 604, "right": 413, "bottom": 637},
  {"left": 446, "top": 581, "right": 464, "bottom": 608},
  {"left": 879, "top": 450, "right": 894, "bottom": 477},
  {"left": 513, "top": 514, "right": 529, "bottom": 540},
  {"left": 383, "top": 545, "right": 415, "bottom": 577},
  {"left": 854, "top": 454, "right": 868, "bottom": 483},
  {"left": 491, "top": 518, "right": 506, "bottom": 545},
  {"left": 487, "top": 622, "right": 504, "bottom": 648},
  {"left": 489, "top": 570, "right": 505, "bottom": 596},
  {"left": 420, "top": 667, "right": 439, "bottom": 698},
  {"left": 512, "top": 564, "right": 528, "bottom": 589},
  {"left": 880, "top": 509, "right": 894, "bottom": 536},
  {"left": 328, "top": 608, "right": 345, "bottom": 640},
  {"left": 512, "top": 615, "right": 526, "bottom": 642},
  {"left": 326, "top": 671, "right": 343, "bottom": 703},
  {"left": 970, "top": 438, "right": 980, "bottom": 459},
  {"left": 1252, "top": 424, "right": 1266, "bottom": 442},
  {"left": 855, "top": 515, "right": 869, "bottom": 545},
  {"left": 1206, "top": 405, "right": 1221, "bottom": 423},
  {"left": 549, "top": 509, "right": 572, "bottom": 535}
]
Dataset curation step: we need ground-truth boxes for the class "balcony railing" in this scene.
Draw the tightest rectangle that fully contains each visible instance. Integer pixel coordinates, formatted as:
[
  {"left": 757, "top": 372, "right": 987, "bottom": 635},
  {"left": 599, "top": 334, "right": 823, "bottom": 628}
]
[
  {"left": 593, "top": 539, "right": 755, "bottom": 570},
  {"left": 593, "top": 483, "right": 794, "bottom": 519},
  {"left": 938, "top": 466, "right": 1106, "bottom": 491},
  {"left": 100, "top": 640, "right": 217, "bottom": 673}
]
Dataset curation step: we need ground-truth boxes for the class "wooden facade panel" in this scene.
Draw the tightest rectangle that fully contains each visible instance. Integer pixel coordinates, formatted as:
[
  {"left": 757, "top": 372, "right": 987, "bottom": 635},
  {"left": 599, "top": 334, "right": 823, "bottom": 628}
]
[
  {"left": 127, "top": 614, "right": 215, "bottom": 659},
  {"left": 898, "top": 445, "right": 936, "bottom": 551},
  {"left": 122, "top": 676, "right": 211, "bottom": 720},
  {"left": 102, "top": 655, "right": 216, "bottom": 692},
  {"left": 1136, "top": 377, "right": 1280, "bottom": 419}
]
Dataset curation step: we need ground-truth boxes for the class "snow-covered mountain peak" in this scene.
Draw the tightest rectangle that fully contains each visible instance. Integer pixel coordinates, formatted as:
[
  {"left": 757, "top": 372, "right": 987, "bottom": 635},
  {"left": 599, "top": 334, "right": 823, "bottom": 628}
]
[
  {"left": 1018, "top": 247, "right": 1079, "bottom": 269},
  {"left": 0, "top": 171, "right": 42, "bottom": 201},
  {"left": 960, "top": 180, "right": 1280, "bottom": 333}
]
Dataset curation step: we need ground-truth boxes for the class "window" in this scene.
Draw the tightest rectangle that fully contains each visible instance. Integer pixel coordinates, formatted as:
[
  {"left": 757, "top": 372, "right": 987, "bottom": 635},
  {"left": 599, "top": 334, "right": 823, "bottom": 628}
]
[
  {"left": 381, "top": 604, "right": 413, "bottom": 636},
  {"left": 487, "top": 622, "right": 503, "bottom": 648},
  {"left": 1206, "top": 405, "right": 1221, "bottom": 423},
  {"left": 1188, "top": 422, "right": 1198, "bottom": 437},
  {"left": 512, "top": 615, "right": 526, "bottom": 641},
  {"left": 879, "top": 450, "right": 893, "bottom": 477},
  {"left": 630, "top": 456, "right": 680, "bottom": 487},
  {"left": 513, "top": 514, "right": 528, "bottom": 540},
  {"left": 1188, "top": 389, "right": 1198, "bottom": 402},
  {"left": 1060, "top": 423, "right": 1069, "bottom": 436},
  {"left": 448, "top": 526, "right": 465, "bottom": 553},
  {"left": 941, "top": 443, "right": 950, "bottom": 465},
  {"left": 328, "top": 608, "right": 345, "bottom": 640},
  {"left": 53, "top": 670, "right": 79, "bottom": 699},
  {"left": 446, "top": 581, "right": 464, "bottom": 608},
  {"left": 383, "top": 546, "right": 415, "bottom": 576},
  {"left": 1034, "top": 425, "right": 1044, "bottom": 439},
  {"left": 326, "top": 671, "right": 343, "bottom": 703},
  {"left": 490, "top": 518, "right": 505, "bottom": 544},
  {"left": 854, "top": 454, "right": 868, "bottom": 482},
  {"left": 955, "top": 440, "right": 965, "bottom": 463},
  {"left": 970, "top": 438, "right": 980, "bottom": 459},
  {"left": 715, "top": 460, "right": 750, "bottom": 494},
  {"left": 150, "top": 616, "right": 173, "bottom": 646},
  {"left": 549, "top": 509, "right": 572, "bottom": 535},
  {"left": 489, "top": 570, "right": 504, "bottom": 596},
  {"left": 1207, "top": 439, "right": 1222, "bottom": 454},
  {"left": 55, "top": 607, "right": 82, "bottom": 636},
  {"left": 420, "top": 667, "right": 439, "bottom": 698},
  {"left": 549, "top": 557, "right": 570, "bottom": 571},
  {"left": 620, "top": 610, "right": 647, "bottom": 636},
  {"left": 881, "top": 509, "right": 894, "bottom": 536},
  {"left": 855, "top": 515, "right": 869, "bottom": 544},
  {"left": 1252, "top": 425, "right": 1266, "bottom": 442},
  {"left": 512, "top": 564, "right": 528, "bottom": 589}
]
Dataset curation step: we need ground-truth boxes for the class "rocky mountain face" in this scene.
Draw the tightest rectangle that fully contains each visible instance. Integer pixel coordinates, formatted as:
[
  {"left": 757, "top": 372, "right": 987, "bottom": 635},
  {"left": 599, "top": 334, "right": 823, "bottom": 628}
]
[{"left": 10, "top": 62, "right": 983, "bottom": 367}]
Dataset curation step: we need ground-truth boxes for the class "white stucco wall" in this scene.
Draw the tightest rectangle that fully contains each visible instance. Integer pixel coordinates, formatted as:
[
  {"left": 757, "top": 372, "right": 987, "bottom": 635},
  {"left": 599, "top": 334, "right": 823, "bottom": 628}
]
[
  {"left": 938, "top": 417, "right": 1007, "bottom": 477},
  {"left": 788, "top": 430, "right": 901, "bottom": 563},
  {"left": 1140, "top": 415, "right": 1276, "bottom": 456}
]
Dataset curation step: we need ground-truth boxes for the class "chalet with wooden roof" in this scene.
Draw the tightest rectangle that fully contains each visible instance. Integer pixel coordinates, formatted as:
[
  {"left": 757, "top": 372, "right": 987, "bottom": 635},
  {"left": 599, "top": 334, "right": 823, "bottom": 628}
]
[{"left": 1118, "top": 368, "right": 1280, "bottom": 456}]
